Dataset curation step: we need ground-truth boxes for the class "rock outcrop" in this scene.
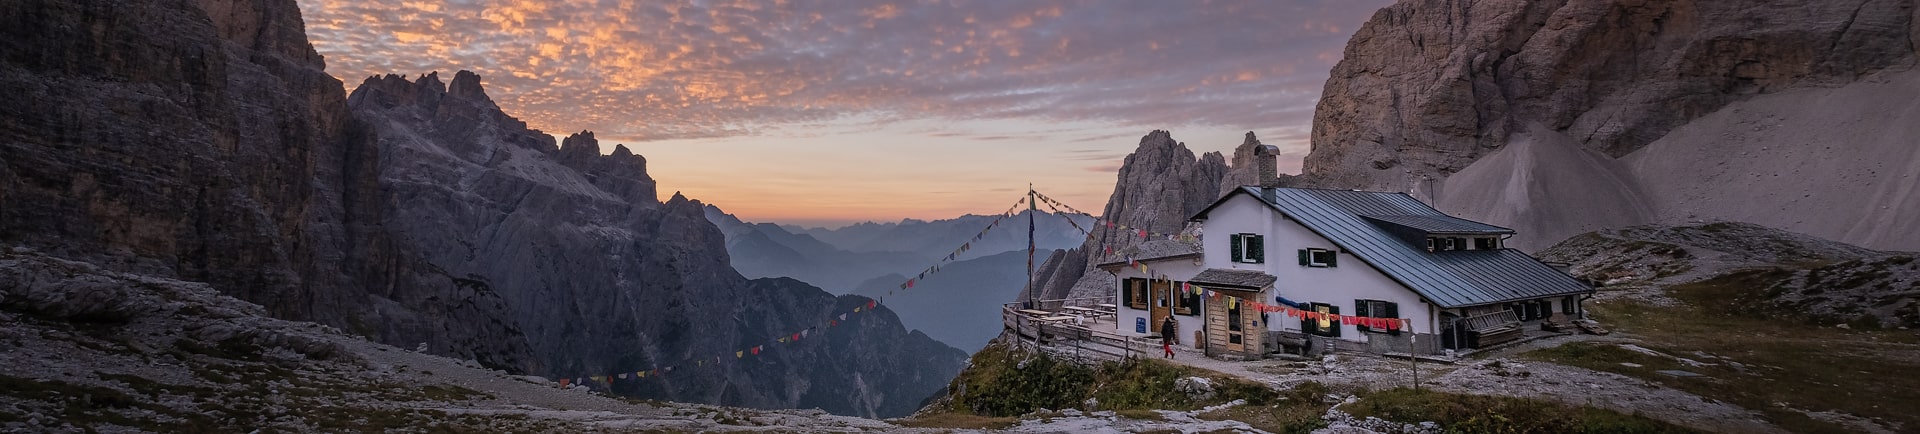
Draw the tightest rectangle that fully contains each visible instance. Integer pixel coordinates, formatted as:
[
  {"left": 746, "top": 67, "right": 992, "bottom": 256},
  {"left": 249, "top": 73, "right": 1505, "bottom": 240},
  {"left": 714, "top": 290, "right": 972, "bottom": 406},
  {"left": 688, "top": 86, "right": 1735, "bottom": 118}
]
[
  {"left": 0, "top": 0, "right": 534, "bottom": 369},
  {"left": 349, "top": 72, "right": 966, "bottom": 418},
  {"left": 1022, "top": 131, "right": 1228, "bottom": 303},
  {"left": 1, "top": 0, "right": 962, "bottom": 419},
  {"left": 0, "top": 246, "right": 957, "bottom": 432},
  {"left": 1303, "top": 0, "right": 1920, "bottom": 250},
  {"left": 1538, "top": 222, "right": 1919, "bottom": 328}
]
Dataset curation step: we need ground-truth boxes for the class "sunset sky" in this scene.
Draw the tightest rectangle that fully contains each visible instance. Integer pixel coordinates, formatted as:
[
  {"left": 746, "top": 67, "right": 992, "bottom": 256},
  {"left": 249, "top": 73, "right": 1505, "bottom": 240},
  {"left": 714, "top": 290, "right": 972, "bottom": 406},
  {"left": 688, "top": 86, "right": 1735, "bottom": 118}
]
[{"left": 296, "top": 0, "right": 1388, "bottom": 228}]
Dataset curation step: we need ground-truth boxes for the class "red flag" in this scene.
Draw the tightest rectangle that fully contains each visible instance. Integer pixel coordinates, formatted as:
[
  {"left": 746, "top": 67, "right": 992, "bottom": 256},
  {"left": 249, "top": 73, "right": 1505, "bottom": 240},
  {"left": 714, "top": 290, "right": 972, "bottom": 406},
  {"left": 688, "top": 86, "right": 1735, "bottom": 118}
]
[
  {"left": 868, "top": 300, "right": 877, "bottom": 308},
  {"left": 558, "top": 378, "right": 570, "bottom": 387},
  {"left": 906, "top": 279, "right": 915, "bottom": 288},
  {"left": 1138, "top": 229, "right": 1147, "bottom": 238},
  {"left": 751, "top": 346, "right": 761, "bottom": 355}
]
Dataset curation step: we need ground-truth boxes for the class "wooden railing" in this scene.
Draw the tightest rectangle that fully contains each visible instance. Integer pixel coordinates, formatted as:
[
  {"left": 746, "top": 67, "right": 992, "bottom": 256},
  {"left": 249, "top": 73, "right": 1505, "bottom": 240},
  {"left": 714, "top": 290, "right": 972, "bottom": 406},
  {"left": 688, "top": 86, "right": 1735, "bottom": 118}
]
[{"left": 1001, "top": 299, "right": 1149, "bottom": 363}]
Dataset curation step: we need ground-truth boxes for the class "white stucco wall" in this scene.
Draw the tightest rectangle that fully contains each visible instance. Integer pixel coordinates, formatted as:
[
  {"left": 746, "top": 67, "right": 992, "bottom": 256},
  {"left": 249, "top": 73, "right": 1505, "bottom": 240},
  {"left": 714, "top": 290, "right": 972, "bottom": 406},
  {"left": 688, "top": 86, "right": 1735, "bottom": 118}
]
[
  {"left": 1199, "top": 193, "right": 1437, "bottom": 344},
  {"left": 1108, "top": 257, "right": 1205, "bottom": 340}
]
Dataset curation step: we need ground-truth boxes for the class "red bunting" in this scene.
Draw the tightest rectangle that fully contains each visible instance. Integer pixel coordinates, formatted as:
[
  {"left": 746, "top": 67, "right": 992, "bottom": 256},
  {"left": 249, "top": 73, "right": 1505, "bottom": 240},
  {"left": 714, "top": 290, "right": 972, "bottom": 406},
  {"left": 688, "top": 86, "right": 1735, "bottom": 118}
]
[{"left": 558, "top": 378, "right": 570, "bottom": 387}]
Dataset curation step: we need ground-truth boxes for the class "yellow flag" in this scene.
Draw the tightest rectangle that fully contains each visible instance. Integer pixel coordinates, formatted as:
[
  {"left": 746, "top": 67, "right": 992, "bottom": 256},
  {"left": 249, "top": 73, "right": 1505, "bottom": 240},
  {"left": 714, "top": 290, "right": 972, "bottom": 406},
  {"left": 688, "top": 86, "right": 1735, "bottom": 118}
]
[{"left": 736, "top": 351, "right": 744, "bottom": 358}]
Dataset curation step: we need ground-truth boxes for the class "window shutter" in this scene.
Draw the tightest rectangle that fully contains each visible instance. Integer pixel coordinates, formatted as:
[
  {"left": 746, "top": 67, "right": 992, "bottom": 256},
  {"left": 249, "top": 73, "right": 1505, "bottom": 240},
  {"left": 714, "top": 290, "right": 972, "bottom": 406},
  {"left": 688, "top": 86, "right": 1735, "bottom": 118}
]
[
  {"left": 1327, "top": 250, "right": 1338, "bottom": 267},
  {"left": 1249, "top": 235, "right": 1265, "bottom": 263},
  {"left": 1298, "top": 249, "right": 1309, "bottom": 266},
  {"left": 1383, "top": 302, "right": 1400, "bottom": 336},
  {"left": 1354, "top": 300, "right": 1371, "bottom": 332},
  {"left": 1230, "top": 234, "right": 1244, "bottom": 263}
]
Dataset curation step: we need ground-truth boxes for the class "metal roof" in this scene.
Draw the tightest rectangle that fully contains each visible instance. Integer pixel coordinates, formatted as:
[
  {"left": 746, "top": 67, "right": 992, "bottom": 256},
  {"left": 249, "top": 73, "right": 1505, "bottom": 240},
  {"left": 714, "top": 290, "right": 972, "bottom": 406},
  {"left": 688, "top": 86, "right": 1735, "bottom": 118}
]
[
  {"left": 1190, "top": 268, "right": 1276, "bottom": 291},
  {"left": 1093, "top": 239, "right": 1201, "bottom": 268},
  {"left": 1360, "top": 214, "right": 1513, "bottom": 234},
  {"left": 1192, "top": 187, "right": 1592, "bottom": 308}
]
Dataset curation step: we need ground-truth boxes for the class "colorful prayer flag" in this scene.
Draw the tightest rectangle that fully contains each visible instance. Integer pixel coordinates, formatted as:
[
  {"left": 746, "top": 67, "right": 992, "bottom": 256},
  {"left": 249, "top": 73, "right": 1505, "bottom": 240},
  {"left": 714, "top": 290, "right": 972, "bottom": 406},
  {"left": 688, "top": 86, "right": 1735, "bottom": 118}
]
[
  {"left": 737, "top": 351, "right": 744, "bottom": 358},
  {"left": 559, "top": 378, "right": 570, "bottom": 387}
]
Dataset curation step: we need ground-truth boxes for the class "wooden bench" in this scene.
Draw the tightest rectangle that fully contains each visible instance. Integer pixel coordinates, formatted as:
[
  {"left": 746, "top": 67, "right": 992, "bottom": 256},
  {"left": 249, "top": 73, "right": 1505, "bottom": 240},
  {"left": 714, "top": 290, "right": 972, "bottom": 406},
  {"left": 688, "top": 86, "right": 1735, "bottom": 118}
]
[{"left": 1461, "top": 310, "right": 1523, "bottom": 348}]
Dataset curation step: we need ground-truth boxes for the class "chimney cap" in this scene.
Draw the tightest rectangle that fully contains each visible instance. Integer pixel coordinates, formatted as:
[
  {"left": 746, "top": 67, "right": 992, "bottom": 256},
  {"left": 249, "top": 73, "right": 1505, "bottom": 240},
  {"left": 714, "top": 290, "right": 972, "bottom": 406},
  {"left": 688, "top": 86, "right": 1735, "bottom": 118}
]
[{"left": 1255, "top": 144, "right": 1281, "bottom": 156}]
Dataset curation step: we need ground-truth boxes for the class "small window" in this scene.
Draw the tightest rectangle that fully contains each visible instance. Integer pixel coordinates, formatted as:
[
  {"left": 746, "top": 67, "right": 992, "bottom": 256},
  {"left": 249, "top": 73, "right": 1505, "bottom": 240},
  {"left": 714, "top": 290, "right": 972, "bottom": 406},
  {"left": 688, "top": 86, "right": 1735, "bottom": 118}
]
[
  {"left": 1227, "top": 299, "right": 1243, "bottom": 332},
  {"left": 1126, "top": 278, "right": 1148, "bottom": 309},
  {"left": 1231, "top": 233, "right": 1265, "bottom": 263},
  {"left": 1426, "top": 238, "right": 1435, "bottom": 252},
  {"left": 1474, "top": 238, "right": 1496, "bottom": 250},
  {"left": 1300, "top": 248, "right": 1337, "bottom": 268},
  {"left": 1176, "top": 285, "right": 1200, "bottom": 316}
]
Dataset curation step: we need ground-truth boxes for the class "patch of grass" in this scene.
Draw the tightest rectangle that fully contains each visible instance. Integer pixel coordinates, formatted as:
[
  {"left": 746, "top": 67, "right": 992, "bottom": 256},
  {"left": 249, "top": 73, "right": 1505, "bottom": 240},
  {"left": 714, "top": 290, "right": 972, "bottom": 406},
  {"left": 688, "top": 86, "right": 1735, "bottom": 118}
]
[
  {"left": 945, "top": 343, "right": 1279, "bottom": 417},
  {"left": 1345, "top": 387, "right": 1696, "bottom": 433},
  {"left": 894, "top": 412, "right": 1018, "bottom": 429},
  {"left": 1545, "top": 293, "right": 1920, "bottom": 433}
]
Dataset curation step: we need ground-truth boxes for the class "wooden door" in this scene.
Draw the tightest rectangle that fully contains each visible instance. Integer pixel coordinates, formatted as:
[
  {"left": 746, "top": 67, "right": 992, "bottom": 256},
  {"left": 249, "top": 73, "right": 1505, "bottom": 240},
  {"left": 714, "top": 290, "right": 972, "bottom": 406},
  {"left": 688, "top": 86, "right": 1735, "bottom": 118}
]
[
  {"left": 1150, "top": 280, "right": 1172, "bottom": 338},
  {"left": 1224, "top": 297, "right": 1245, "bottom": 353}
]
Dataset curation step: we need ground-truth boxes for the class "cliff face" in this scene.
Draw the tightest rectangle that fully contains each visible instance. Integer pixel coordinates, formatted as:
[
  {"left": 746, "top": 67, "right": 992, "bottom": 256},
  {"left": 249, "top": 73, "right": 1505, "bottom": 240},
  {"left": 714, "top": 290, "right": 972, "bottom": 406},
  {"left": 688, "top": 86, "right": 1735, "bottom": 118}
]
[
  {"left": 348, "top": 72, "right": 965, "bottom": 418},
  {"left": 1304, "top": 0, "right": 1920, "bottom": 250},
  {"left": 0, "top": 0, "right": 534, "bottom": 368},
  {"left": 1023, "top": 131, "right": 1229, "bottom": 303}
]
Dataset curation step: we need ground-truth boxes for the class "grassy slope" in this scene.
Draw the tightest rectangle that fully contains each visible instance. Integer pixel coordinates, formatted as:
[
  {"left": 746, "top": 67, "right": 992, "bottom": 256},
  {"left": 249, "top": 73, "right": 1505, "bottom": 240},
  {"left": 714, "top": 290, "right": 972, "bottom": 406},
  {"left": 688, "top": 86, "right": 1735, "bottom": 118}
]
[
  {"left": 910, "top": 342, "right": 1696, "bottom": 432},
  {"left": 1525, "top": 275, "right": 1920, "bottom": 433}
]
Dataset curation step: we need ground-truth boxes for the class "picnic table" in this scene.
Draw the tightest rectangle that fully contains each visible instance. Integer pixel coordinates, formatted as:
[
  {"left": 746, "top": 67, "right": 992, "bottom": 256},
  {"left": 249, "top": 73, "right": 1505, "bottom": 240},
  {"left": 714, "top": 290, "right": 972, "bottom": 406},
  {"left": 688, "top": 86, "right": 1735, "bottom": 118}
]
[
  {"left": 1095, "top": 303, "right": 1118, "bottom": 312},
  {"left": 1017, "top": 309, "right": 1052, "bottom": 317},
  {"left": 1063, "top": 306, "right": 1112, "bottom": 319}
]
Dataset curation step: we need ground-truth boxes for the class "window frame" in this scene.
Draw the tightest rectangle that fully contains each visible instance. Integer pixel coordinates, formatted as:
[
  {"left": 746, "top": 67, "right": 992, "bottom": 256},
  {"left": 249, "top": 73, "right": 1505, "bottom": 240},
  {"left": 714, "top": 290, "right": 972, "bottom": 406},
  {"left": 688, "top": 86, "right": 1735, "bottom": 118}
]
[
  {"left": 1126, "top": 278, "right": 1148, "bottom": 310},
  {"left": 1303, "top": 302, "right": 1342, "bottom": 337},
  {"left": 1227, "top": 299, "right": 1243, "bottom": 332},
  {"left": 1174, "top": 283, "right": 1200, "bottom": 316},
  {"left": 1305, "top": 248, "right": 1337, "bottom": 268},
  {"left": 1231, "top": 233, "right": 1265, "bottom": 264}
]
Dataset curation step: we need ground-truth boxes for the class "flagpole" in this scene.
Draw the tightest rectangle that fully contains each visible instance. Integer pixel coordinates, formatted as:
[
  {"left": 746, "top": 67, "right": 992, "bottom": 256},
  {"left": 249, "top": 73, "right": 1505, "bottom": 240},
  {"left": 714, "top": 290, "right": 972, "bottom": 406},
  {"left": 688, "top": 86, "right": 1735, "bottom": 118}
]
[{"left": 1026, "top": 183, "right": 1036, "bottom": 309}]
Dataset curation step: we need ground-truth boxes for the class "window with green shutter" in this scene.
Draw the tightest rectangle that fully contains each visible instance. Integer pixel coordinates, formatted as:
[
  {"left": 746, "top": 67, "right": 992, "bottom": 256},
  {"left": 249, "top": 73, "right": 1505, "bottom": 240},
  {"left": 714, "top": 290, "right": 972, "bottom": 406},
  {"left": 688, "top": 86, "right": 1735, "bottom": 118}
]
[
  {"left": 1305, "top": 303, "right": 1341, "bottom": 337},
  {"left": 1231, "top": 233, "right": 1264, "bottom": 263},
  {"left": 1304, "top": 248, "right": 1336, "bottom": 267},
  {"left": 1355, "top": 299, "right": 1400, "bottom": 336}
]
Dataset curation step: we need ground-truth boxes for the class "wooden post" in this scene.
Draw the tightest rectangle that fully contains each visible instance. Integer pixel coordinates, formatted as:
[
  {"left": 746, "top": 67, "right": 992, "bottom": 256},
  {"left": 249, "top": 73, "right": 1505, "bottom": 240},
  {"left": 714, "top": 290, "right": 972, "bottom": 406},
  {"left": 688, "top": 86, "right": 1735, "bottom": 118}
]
[{"left": 1409, "top": 318, "right": 1419, "bottom": 390}]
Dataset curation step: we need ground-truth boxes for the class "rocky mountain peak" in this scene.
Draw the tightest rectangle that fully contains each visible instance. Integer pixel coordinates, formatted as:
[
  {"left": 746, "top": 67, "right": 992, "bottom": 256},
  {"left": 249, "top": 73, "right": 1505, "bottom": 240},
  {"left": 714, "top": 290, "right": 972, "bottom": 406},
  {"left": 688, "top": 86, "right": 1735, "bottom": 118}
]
[
  {"left": 1218, "top": 131, "right": 1288, "bottom": 192},
  {"left": 1300, "top": 0, "right": 1920, "bottom": 250},
  {"left": 1024, "top": 130, "right": 1227, "bottom": 303},
  {"left": 447, "top": 70, "right": 491, "bottom": 102}
]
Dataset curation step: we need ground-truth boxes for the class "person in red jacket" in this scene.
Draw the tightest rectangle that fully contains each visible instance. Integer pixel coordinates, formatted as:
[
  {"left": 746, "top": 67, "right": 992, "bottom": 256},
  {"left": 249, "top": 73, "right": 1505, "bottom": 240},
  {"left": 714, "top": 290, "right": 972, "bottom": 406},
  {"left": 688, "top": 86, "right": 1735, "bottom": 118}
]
[{"left": 1160, "top": 316, "right": 1178, "bottom": 359}]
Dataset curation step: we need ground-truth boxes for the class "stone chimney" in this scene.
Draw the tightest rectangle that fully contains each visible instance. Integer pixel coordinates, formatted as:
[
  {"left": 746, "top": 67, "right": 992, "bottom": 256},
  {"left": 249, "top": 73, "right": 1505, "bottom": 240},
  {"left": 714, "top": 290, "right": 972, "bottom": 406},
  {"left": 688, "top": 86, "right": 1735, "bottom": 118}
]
[{"left": 1255, "top": 144, "right": 1281, "bottom": 189}]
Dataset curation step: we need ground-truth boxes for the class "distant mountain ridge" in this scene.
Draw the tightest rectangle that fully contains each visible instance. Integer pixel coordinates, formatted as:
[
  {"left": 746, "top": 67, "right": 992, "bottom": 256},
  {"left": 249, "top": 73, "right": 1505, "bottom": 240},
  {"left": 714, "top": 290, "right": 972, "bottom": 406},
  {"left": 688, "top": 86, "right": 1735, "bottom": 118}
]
[
  {"left": 785, "top": 211, "right": 1093, "bottom": 258},
  {"left": 707, "top": 205, "right": 1090, "bottom": 294},
  {"left": 350, "top": 71, "right": 967, "bottom": 418},
  {"left": 850, "top": 250, "right": 1035, "bottom": 352}
]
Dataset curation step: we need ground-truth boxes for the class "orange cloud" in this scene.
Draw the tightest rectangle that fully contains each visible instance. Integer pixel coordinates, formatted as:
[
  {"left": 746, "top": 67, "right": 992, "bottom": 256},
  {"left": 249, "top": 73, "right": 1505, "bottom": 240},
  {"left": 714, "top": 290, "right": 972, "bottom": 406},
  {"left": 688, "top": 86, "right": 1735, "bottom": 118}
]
[{"left": 297, "top": 0, "right": 1388, "bottom": 142}]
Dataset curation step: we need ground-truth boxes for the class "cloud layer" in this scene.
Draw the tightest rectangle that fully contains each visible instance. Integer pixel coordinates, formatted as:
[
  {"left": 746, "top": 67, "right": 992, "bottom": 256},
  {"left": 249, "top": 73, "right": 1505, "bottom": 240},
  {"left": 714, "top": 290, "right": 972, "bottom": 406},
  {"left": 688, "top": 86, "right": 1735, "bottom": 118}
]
[{"left": 299, "top": 0, "right": 1386, "bottom": 142}]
